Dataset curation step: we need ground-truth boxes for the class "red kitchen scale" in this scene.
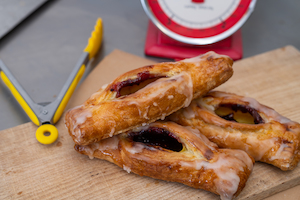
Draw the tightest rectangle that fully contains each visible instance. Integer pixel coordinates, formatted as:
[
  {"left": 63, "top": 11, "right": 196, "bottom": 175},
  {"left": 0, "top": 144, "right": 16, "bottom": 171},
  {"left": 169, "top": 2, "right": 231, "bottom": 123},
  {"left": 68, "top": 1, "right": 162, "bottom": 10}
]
[{"left": 141, "top": 0, "right": 256, "bottom": 60}]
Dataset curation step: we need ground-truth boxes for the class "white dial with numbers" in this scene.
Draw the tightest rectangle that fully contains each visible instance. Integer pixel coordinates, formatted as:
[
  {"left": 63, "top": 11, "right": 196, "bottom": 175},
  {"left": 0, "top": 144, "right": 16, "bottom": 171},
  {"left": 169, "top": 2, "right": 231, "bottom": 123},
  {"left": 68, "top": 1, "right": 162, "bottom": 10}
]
[{"left": 141, "top": 0, "right": 256, "bottom": 45}]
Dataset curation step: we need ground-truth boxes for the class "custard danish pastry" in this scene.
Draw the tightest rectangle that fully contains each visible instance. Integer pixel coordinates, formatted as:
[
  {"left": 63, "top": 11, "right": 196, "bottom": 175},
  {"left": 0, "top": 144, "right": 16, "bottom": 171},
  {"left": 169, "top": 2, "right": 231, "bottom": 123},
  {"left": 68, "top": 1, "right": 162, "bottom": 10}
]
[
  {"left": 169, "top": 91, "right": 300, "bottom": 170},
  {"left": 75, "top": 121, "right": 254, "bottom": 200},
  {"left": 65, "top": 52, "right": 233, "bottom": 145}
]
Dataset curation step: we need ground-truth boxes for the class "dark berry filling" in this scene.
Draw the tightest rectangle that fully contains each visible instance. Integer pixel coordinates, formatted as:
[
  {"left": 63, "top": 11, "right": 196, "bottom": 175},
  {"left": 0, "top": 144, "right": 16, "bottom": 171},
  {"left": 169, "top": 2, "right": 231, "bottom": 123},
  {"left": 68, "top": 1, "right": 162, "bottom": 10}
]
[
  {"left": 215, "top": 103, "right": 264, "bottom": 124},
  {"left": 110, "top": 71, "right": 166, "bottom": 98},
  {"left": 128, "top": 127, "right": 183, "bottom": 152}
]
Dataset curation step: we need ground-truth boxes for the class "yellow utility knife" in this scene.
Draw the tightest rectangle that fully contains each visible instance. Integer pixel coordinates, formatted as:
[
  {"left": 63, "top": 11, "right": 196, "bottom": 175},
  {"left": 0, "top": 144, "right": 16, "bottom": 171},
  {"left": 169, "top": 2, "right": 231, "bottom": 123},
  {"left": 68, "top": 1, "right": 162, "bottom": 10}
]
[{"left": 0, "top": 18, "right": 102, "bottom": 145}]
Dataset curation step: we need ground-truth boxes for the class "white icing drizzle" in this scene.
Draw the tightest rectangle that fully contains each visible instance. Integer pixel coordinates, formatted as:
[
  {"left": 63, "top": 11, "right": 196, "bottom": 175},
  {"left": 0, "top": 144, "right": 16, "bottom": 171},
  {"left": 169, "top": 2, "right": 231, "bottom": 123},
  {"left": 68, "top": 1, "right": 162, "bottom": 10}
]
[
  {"left": 123, "top": 165, "right": 131, "bottom": 173},
  {"left": 126, "top": 102, "right": 148, "bottom": 120},
  {"left": 195, "top": 98, "right": 215, "bottom": 111},
  {"left": 224, "top": 149, "right": 254, "bottom": 171},
  {"left": 132, "top": 125, "right": 150, "bottom": 132},
  {"left": 101, "top": 83, "right": 109, "bottom": 89},
  {"left": 181, "top": 55, "right": 206, "bottom": 67},
  {"left": 109, "top": 127, "right": 115, "bottom": 137},
  {"left": 161, "top": 113, "right": 167, "bottom": 120},
  {"left": 285, "top": 163, "right": 290, "bottom": 168},
  {"left": 182, "top": 51, "right": 229, "bottom": 67},
  {"left": 124, "top": 143, "right": 159, "bottom": 165},
  {"left": 75, "top": 107, "right": 92, "bottom": 125},
  {"left": 269, "top": 143, "right": 291, "bottom": 161},
  {"left": 81, "top": 146, "right": 95, "bottom": 159},
  {"left": 79, "top": 136, "right": 120, "bottom": 159},
  {"left": 101, "top": 119, "right": 117, "bottom": 138},
  {"left": 184, "top": 126, "right": 218, "bottom": 151},
  {"left": 180, "top": 72, "right": 194, "bottom": 107},
  {"left": 179, "top": 149, "right": 252, "bottom": 200},
  {"left": 97, "top": 136, "right": 119, "bottom": 151},
  {"left": 168, "top": 95, "right": 174, "bottom": 99},
  {"left": 209, "top": 91, "right": 233, "bottom": 98},
  {"left": 182, "top": 102, "right": 197, "bottom": 119},
  {"left": 125, "top": 142, "right": 145, "bottom": 154},
  {"left": 70, "top": 105, "right": 93, "bottom": 143},
  {"left": 142, "top": 106, "right": 150, "bottom": 120},
  {"left": 127, "top": 101, "right": 142, "bottom": 117}
]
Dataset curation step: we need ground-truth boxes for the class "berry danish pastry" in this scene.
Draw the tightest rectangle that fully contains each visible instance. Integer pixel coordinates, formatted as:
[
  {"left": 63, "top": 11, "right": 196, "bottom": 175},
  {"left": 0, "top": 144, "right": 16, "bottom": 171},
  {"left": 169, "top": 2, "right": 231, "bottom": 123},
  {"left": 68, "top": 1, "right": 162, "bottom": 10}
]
[
  {"left": 65, "top": 52, "right": 233, "bottom": 145},
  {"left": 75, "top": 122, "right": 254, "bottom": 200},
  {"left": 169, "top": 91, "right": 300, "bottom": 170}
]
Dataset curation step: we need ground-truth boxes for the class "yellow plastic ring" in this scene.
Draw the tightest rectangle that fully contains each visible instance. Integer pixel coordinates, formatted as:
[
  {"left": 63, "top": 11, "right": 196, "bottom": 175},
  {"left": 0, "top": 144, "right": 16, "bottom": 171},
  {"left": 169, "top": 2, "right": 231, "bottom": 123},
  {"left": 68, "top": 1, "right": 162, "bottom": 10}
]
[{"left": 36, "top": 124, "right": 58, "bottom": 144}]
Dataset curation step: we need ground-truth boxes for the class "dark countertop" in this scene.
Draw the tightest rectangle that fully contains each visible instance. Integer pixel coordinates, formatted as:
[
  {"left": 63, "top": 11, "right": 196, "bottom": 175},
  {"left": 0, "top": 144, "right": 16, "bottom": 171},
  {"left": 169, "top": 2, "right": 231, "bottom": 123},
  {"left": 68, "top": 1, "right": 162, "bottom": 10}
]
[{"left": 0, "top": 0, "right": 299, "bottom": 130}]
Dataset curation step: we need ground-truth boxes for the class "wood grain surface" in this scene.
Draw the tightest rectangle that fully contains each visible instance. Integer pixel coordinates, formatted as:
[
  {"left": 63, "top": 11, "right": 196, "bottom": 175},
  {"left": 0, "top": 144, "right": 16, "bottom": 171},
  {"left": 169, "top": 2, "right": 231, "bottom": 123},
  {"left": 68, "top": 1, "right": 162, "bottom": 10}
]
[{"left": 1, "top": 46, "right": 300, "bottom": 199}]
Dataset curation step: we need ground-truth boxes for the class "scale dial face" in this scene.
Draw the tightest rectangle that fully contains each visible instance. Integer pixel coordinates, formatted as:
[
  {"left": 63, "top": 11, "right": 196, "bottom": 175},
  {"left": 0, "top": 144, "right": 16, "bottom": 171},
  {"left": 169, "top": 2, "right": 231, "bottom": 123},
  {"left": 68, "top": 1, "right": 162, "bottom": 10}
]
[{"left": 141, "top": 0, "right": 256, "bottom": 45}]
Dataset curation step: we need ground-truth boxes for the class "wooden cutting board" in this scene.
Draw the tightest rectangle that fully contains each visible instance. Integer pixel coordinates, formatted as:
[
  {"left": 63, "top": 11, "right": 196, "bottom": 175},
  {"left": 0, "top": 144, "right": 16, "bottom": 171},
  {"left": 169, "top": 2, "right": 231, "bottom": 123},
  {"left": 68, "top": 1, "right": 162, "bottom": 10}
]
[{"left": 1, "top": 46, "right": 300, "bottom": 200}]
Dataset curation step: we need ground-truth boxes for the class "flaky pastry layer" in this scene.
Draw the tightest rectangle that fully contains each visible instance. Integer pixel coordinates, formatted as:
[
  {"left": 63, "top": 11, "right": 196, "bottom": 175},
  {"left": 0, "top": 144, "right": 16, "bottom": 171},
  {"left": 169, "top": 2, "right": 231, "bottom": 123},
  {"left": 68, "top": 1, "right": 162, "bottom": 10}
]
[
  {"left": 65, "top": 52, "right": 233, "bottom": 145},
  {"left": 169, "top": 91, "right": 300, "bottom": 170},
  {"left": 75, "top": 122, "right": 254, "bottom": 200}
]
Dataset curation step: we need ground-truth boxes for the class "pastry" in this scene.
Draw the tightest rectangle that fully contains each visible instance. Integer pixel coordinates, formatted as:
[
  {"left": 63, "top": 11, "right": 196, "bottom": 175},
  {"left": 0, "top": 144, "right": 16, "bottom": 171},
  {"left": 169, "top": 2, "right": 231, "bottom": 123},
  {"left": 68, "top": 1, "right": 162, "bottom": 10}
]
[
  {"left": 75, "top": 121, "right": 254, "bottom": 200},
  {"left": 168, "top": 91, "right": 300, "bottom": 170},
  {"left": 65, "top": 51, "right": 233, "bottom": 145}
]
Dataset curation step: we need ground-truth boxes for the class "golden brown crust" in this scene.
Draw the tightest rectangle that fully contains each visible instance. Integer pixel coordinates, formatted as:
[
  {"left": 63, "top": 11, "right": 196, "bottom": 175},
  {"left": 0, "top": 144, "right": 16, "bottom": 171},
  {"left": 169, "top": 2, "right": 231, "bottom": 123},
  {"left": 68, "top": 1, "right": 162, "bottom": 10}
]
[
  {"left": 168, "top": 91, "right": 300, "bottom": 170},
  {"left": 75, "top": 121, "right": 254, "bottom": 200},
  {"left": 65, "top": 52, "right": 233, "bottom": 145}
]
